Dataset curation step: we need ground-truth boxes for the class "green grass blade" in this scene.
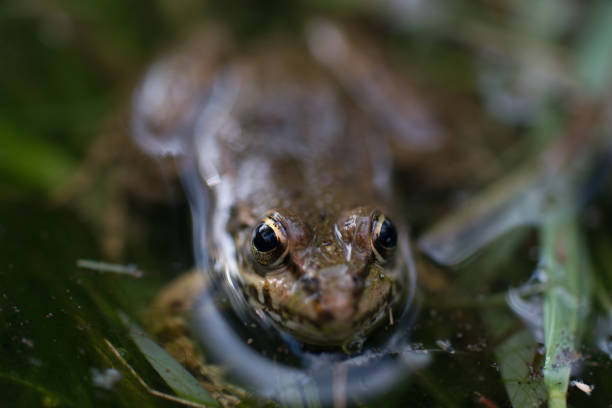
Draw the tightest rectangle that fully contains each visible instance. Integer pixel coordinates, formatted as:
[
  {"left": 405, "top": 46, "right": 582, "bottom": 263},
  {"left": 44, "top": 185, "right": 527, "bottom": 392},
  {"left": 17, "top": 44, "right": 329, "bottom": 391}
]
[
  {"left": 0, "top": 121, "right": 77, "bottom": 193},
  {"left": 121, "top": 314, "right": 219, "bottom": 407},
  {"left": 574, "top": 0, "right": 612, "bottom": 96},
  {"left": 540, "top": 216, "right": 591, "bottom": 408}
]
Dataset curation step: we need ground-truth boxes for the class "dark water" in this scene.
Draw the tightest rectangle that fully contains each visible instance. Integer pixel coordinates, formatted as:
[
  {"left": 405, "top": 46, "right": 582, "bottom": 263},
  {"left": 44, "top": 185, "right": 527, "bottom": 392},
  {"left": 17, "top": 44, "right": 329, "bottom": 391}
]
[
  {"left": 3, "top": 162, "right": 612, "bottom": 407},
  {"left": 4, "top": 2, "right": 612, "bottom": 407}
]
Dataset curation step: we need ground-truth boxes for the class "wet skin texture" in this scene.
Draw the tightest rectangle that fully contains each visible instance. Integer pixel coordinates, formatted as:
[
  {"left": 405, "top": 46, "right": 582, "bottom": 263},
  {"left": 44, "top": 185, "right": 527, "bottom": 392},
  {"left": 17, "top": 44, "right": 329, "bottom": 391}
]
[{"left": 134, "top": 32, "right": 410, "bottom": 347}]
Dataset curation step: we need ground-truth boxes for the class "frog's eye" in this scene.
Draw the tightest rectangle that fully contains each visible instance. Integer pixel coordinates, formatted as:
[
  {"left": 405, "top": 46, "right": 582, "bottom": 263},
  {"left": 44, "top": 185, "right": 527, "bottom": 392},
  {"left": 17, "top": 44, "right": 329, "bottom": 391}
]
[
  {"left": 371, "top": 213, "right": 397, "bottom": 263},
  {"left": 251, "top": 217, "right": 288, "bottom": 266}
]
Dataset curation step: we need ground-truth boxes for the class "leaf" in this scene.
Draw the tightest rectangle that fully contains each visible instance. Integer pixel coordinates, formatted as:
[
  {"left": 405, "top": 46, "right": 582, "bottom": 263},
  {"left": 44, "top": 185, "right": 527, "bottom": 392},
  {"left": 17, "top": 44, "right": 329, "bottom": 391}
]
[
  {"left": 418, "top": 112, "right": 598, "bottom": 268},
  {"left": 500, "top": 330, "right": 547, "bottom": 407},
  {"left": 417, "top": 149, "right": 585, "bottom": 267},
  {"left": 121, "top": 314, "right": 218, "bottom": 407},
  {"left": 483, "top": 309, "right": 547, "bottom": 408},
  {"left": 418, "top": 164, "right": 543, "bottom": 266}
]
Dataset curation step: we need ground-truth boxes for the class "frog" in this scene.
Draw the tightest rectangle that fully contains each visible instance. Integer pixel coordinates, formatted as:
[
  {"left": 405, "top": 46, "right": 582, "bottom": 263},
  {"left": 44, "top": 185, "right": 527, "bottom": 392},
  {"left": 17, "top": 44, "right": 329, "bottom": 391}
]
[{"left": 131, "top": 18, "right": 482, "bottom": 406}]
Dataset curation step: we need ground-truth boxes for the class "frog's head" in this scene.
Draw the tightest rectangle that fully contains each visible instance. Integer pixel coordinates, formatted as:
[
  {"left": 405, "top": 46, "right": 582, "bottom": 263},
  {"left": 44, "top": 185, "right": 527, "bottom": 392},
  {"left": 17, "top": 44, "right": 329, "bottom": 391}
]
[{"left": 236, "top": 206, "right": 408, "bottom": 347}]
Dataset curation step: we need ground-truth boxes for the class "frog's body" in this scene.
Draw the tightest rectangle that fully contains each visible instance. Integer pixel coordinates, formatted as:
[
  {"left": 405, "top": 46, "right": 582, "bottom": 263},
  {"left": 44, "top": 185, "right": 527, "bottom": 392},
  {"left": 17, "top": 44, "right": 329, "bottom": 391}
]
[{"left": 134, "top": 23, "right": 422, "bottom": 347}]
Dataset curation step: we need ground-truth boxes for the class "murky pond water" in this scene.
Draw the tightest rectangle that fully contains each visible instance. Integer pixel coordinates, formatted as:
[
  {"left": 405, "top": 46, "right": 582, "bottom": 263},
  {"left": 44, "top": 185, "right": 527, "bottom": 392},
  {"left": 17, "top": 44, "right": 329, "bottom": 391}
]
[{"left": 3, "top": 2, "right": 612, "bottom": 407}]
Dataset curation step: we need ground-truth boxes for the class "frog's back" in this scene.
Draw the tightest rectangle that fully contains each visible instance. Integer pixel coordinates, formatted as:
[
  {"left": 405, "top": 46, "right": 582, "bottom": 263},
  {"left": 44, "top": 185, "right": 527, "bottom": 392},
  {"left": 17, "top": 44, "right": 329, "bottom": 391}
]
[
  {"left": 133, "top": 27, "right": 409, "bottom": 348},
  {"left": 214, "top": 47, "right": 387, "bottom": 214}
]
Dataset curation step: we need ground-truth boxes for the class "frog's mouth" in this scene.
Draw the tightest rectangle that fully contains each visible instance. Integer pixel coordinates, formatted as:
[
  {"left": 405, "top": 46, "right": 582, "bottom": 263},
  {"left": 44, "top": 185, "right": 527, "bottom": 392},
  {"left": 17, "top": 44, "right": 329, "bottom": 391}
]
[
  {"left": 191, "top": 270, "right": 420, "bottom": 405},
  {"left": 239, "top": 257, "right": 406, "bottom": 347},
  {"left": 261, "top": 292, "right": 395, "bottom": 347}
]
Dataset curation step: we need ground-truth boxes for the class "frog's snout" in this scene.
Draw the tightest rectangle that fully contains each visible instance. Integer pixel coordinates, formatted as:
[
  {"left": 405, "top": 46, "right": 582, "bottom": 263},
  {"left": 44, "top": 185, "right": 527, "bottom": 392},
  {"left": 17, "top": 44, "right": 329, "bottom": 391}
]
[{"left": 305, "top": 263, "right": 365, "bottom": 323}]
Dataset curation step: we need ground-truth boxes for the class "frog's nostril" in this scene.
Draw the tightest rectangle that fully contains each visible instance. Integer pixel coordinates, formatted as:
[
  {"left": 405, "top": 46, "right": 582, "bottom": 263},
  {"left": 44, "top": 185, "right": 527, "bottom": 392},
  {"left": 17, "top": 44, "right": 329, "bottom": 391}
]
[{"left": 300, "top": 276, "right": 320, "bottom": 294}]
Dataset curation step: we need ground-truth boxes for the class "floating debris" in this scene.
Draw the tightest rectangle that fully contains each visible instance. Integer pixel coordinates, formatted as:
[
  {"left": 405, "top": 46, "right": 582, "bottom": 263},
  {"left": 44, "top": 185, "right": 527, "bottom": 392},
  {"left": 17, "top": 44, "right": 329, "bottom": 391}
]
[
  {"left": 570, "top": 380, "right": 593, "bottom": 396},
  {"left": 76, "top": 259, "right": 143, "bottom": 278},
  {"left": 91, "top": 367, "right": 122, "bottom": 390},
  {"left": 21, "top": 337, "right": 34, "bottom": 348},
  {"left": 474, "top": 391, "right": 500, "bottom": 408},
  {"left": 435, "top": 339, "right": 455, "bottom": 354}
]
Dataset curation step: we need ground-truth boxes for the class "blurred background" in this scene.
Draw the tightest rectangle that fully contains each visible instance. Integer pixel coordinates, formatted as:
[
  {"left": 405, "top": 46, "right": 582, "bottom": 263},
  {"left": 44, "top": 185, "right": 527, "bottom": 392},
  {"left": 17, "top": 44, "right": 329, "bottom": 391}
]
[{"left": 3, "top": 1, "right": 612, "bottom": 407}]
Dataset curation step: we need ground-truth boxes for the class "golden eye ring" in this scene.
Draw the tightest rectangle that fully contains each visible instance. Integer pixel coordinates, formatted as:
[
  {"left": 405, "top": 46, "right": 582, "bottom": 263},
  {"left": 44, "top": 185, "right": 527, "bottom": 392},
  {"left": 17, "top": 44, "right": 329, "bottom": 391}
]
[
  {"left": 251, "top": 216, "right": 288, "bottom": 267},
  {"left": 371, "top": 212, "right": 397, "bottom": 263}
]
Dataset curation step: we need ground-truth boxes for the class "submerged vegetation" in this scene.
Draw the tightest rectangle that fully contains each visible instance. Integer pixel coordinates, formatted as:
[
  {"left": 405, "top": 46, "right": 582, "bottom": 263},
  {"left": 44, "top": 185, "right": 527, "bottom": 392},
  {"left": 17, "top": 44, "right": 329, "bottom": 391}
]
[{"left": 3, "top": 1, "right": 612, "bottom": 407}]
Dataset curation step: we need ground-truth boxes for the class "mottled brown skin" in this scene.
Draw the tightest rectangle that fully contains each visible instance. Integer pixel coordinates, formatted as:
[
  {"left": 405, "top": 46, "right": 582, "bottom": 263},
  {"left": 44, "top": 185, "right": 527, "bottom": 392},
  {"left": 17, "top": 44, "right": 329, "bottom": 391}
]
[
  {"left": 199, "top": 52, "right": 409, "bottom": 346},
  {"left": 134, "top": 30, "right": 410, "bottom": 347},
  {"left": 236, "top": 206, "right": 401, "bottom": 345}
]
